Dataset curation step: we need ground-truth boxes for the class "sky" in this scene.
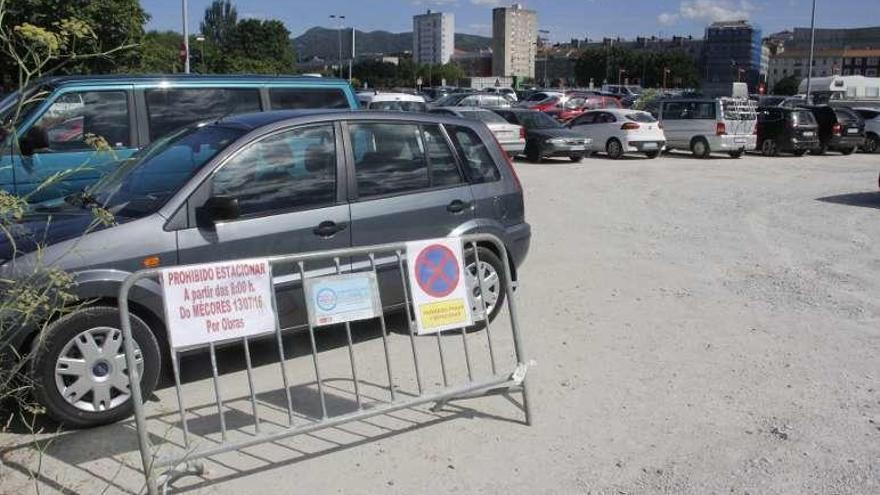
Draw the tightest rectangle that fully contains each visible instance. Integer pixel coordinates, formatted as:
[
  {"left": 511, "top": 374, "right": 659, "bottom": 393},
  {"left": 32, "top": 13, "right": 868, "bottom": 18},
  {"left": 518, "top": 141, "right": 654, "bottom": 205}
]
[{"left": 141, "top": 0, "right": 880, "bottom": 41}]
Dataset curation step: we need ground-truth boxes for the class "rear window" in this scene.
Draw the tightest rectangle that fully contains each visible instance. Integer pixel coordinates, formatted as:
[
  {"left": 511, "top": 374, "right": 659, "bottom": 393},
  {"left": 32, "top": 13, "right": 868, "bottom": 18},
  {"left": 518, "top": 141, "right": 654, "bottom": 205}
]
[
  {"left": 792, "top": 110, "right": 816, "bottom": 126},
  {"left": 447, "top": 125, "right": 501, "bottom": 184},
  {"left": 834, "top": 109, "right": 858, "bottom": 122},
  {"left": 270, "top": 88, "right": 350, "bottom": 110},
  {"left": 367, "top": 101, "right": 427, "bottom": 112},
  {"left": 625, "top": 112, "right": 656, "bottom": 123},
  {"left": 458, "top": 110, "right": 508, "bottom": 125},
  {"left": 855, "top": 109, "right": 880, "bottom": 120},
  {"left": 145, "top": 88, "right": 261, "bottom": 140}
]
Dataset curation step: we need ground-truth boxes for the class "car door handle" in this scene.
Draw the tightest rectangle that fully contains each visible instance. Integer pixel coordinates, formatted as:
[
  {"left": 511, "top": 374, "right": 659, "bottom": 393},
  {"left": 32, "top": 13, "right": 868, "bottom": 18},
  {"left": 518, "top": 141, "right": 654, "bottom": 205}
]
[
  {"left": 313, "top": 221, "right": 345, "bottom": 238},
  {"left": 447, "top": 199, "right": 470, "bottom": 214}
]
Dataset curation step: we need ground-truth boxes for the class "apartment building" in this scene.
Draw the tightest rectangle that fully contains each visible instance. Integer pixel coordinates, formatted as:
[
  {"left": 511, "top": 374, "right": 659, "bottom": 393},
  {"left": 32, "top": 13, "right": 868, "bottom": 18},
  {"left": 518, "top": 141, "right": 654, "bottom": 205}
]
[
  {"left": 413, "top": 10, "right": 455, "bottom": 65},
  {"left": 491, "top": 3, "right": 537, "bottom": 78}
]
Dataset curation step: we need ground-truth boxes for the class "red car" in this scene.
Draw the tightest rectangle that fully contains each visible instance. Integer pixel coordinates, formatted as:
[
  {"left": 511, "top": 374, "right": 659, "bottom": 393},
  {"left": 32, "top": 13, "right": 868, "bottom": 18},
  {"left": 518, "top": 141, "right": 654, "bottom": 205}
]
[
  {"left": 547, "top": 93, "right": 622, "bottom": 123},
  {"left": 519, "top": 91, "right": 565, "bottom": 112}
]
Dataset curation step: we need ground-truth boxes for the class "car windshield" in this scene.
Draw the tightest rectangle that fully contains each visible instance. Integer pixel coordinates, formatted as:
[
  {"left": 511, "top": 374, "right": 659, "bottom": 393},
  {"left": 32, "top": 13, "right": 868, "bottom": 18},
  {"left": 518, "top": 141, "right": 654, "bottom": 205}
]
[
  {"left": 0, "top": 85, "right": 51, "bottom": 137},
  {"left": 626, "top": 112, "right": 656, "bottom": 123},
  {"left": 459, "top": 110, "right": 508, "bottom": 124},
  {"left": 368, "top": 101, "right": 428, "bottom": 112},
  {"left": 855, "top": 109, "right": 879, "bottom": 120},
  {"left": 432, "top": 93, "right": 467, "bottom": 107},
  {"left": 792, "top": 110, "right": 817, "bottom": 126},
  {"left": 517, "top": 111, "right": 562, "bottom": 129},
  {"left": 88, "top": 124, "right": 245, "bottom": 218}
]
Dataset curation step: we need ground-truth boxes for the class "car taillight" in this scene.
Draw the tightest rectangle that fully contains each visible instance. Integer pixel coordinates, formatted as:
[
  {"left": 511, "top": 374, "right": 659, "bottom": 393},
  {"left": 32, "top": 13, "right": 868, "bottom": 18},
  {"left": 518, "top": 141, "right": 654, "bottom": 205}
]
[
  {"left": 519, "top": 126, "right": 526, "bottom": 140},
  {"left": 832, "top": 123, "right": 842, "bottom": 135},
  {"left": 621, "top": 122, "right": 640, "bottom": 131},
  {"left": 490, "top": 132, "right": 522, "bottom": 192},
  {"left": 716, "top": 122, "right": 727, "bottom": 135}
]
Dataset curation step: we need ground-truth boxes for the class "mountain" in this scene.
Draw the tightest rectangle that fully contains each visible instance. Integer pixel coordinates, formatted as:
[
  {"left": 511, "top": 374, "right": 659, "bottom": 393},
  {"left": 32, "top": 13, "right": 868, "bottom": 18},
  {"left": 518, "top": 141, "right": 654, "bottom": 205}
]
[{"left": 293, "top": 27, "right": 491, "bottom": 60}]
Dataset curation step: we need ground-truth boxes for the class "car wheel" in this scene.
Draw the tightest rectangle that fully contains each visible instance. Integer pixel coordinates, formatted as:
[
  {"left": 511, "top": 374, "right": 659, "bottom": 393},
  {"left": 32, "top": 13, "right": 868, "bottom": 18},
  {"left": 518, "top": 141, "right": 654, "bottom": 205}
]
[
  {"left": 728, "top": 150, "right": 744, "bottom": 159},
  {"left": 526, "top": 142, "right": 542, "bottom": 163},
  {"left": 809, "top": 145, "right": 827, "bottom": 156},
  {"left": 606, "top": 138, "right": 624, "bottom": 159},
  {"left": 793, "top": 149, "right": 808, "bottom": 157},
  {"left": 865, "top": 134, "right": 879, "bottom": 153},
  {"left": 644, "top": 150, "right": 661, "bottom": 159},
  {"left": 464, "top": 247, "right": 507, "bottom": 331},
  {"left": 761, "top": 139, "right": 778, "bottom": 157},
  {"left": 30, "top": 306, "right": 161, "bottom": 428},
  {"left": 569, "top": 152, "right": 586, "bottom": 162},
  {"left": 840, "top": 147, "right": 855, "bottom": 156},
  {"left": 690, "top": 138, "right": 710, "bottom": 159}
]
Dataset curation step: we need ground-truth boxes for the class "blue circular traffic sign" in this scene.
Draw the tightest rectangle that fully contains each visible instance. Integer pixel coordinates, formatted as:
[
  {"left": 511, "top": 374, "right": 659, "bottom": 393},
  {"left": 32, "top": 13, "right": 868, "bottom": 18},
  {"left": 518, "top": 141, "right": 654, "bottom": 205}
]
[{"left": 415, "top": 244, "right": 460, "bottom": 298}]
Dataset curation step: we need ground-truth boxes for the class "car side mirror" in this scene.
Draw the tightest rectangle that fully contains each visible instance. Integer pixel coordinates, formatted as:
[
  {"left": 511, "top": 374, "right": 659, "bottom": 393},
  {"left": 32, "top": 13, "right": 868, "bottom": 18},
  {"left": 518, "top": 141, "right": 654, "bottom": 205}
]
[
  {"left": 19, "top": 126, "right": 49, "bottom": 157},
  {"left": 198, "top": 196, "right": 240, "bottom": 224}
]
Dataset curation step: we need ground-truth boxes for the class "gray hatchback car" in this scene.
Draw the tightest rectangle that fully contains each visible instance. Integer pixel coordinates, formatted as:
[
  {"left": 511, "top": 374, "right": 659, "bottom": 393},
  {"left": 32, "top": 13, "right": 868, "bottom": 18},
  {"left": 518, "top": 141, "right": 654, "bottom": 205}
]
[{"left": 0, "top": 110, "right": 531, "bottom": 427}]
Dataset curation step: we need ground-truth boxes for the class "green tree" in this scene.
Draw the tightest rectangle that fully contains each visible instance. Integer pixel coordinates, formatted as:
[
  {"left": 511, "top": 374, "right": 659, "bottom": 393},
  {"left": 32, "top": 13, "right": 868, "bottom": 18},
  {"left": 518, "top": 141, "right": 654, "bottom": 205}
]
[
  {"left": 200, "top": 0, "right": 237, "bottom": 49},
  {"left": 222, "top": 19, "right": 295, "bottom": 74},
  {"left": 136, "top": 30, "right": 183, "bottom": 74},
  {"left": 773, "top": 75, "right": 801, "bottom": 95},
  {"left": 0, "top": 0, "right": 147, "bottom": 87},
  {"left": 573, "top": 47, "right": 699, "bottom": 89}
]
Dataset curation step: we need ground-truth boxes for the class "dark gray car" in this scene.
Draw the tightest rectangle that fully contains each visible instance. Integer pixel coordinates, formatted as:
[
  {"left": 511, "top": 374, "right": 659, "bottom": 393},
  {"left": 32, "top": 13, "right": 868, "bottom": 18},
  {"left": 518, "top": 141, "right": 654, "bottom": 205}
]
[{"left": 0, "top": 110, "right": 531, "bottom": 427}]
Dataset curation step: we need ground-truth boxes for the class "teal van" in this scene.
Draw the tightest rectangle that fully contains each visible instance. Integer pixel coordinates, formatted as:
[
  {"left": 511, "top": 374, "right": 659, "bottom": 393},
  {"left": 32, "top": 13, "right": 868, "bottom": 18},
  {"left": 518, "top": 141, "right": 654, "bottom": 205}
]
[{"left": 0, "top": 75, "right": 358, "bottom": 202}]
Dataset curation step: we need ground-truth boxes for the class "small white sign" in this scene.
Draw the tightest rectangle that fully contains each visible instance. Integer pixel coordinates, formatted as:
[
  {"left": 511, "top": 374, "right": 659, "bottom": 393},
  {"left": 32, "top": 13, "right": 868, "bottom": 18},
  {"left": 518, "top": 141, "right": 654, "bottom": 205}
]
[
  {"left": 406, "top": 238, "right": 474, "bottom": 335},
  {"left": 161, "top": 259, "right": 276, "bottom": 350},
  {"left": 304, "top": 272, "right": 382, "bottom": 327}
]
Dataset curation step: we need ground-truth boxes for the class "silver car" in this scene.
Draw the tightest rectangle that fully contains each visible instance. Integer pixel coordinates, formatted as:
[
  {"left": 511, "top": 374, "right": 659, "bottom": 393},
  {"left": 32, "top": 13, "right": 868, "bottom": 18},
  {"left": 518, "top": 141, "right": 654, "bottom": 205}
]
[
  {"left": 651, "top": 98, "right": 758, "bottom": 158},
  {"left": 430, "top": 107, "right": 526, "bottom": 156},
  {"left": 1, "top": 110, "right": 531, "bottom": 427}
]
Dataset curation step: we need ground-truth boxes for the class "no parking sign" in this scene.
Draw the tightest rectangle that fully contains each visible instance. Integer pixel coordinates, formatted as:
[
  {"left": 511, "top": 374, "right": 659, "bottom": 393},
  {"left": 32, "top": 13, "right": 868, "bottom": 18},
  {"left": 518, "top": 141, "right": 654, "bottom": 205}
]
[{"left": 406, "top": 238, "right": 474, "bottom": 334}]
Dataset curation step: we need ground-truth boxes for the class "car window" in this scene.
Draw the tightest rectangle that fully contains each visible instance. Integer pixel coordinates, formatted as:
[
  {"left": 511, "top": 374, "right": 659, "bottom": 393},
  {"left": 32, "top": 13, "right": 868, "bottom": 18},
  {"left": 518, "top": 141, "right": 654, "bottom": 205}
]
[
  {"left": 458, "top": 110, "right": 507, "bottom": 124},
  {"left": 571, "top": 113, "right": 597, "bottom": 126},
  {"left": 368, "top": 101, "right": 428, "bottom": 112},
  {"left": 626, "top": 112, "right": 656, "bottom": 123},
  {"left": 91, "top": 125, "right": 245, "bottom": 218},
  {"left": 448, "top": 125, "right": 501, "bottom": 184},
  {"left": 662, "top": 102, "right": 684, "bottom": 120},
  {"left": 212, "top": 124, "right": 337, "bottom": 217},
  {"left": 350, "top": 123, "right": 430, "bottom": 198},
  {"left": 597, "top": 112, "right": 617, "bottom": 124},
  {"left": 423, "top": 125, "right": 463, "bottom": 187},
  {"left": 146, "top": 88, "right": 261, "bottom": 141},
  {"left": 31, "top": 91, "right": 130, "bottom": 152},
  {"left": 269, "top": 88, "right": 350, "bottom": 110},
  {"left": 689, "top": 102, "right": 717, "bottom": 119},
  {"left": 496, "top": 112, "right": 519, "bottom": 125}
]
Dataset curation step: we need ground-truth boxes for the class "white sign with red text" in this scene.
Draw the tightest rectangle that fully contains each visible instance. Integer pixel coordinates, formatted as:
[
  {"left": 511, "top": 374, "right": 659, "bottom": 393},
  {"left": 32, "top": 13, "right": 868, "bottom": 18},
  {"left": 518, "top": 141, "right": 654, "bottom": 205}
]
[{"left": 161, "top": 259, "right": 276, "bottom": 350}]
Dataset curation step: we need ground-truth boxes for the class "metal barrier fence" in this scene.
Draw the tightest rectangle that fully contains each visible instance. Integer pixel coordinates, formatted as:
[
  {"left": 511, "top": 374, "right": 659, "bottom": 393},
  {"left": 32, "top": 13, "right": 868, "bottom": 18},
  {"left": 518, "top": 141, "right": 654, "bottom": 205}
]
[{"left": 118, "top": 234, "right": 532, "bottom": 495}]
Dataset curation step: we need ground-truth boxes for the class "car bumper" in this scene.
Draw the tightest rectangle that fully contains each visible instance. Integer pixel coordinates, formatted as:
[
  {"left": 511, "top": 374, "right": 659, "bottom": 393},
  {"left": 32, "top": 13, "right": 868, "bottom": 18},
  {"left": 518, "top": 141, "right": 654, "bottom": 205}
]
[
  {"left": 829, "top": 135, "right": 865, "bottom": 149},
  {"left": 624, "top": 140, "right": 666, "bottom": 152},
  {"left": 543, "top": 141, "right": 590, "bottom": 156},
  {"left": 786, "top": 138, "right": 819, "bottom": 150},
  {"left": 501, "top": 140, "right": 526, "bottom": 155},
  {"left": 713, "top": 135, "right": 757, "bottom": 151},
  {"left": 505, "top": 222, "right": 531, "bottom": 274}
]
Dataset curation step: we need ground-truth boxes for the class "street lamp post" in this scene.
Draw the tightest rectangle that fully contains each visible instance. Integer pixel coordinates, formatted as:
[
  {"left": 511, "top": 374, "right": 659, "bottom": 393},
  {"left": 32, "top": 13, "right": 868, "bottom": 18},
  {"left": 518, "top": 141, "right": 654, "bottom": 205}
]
[
  {"left": 182, "top": 0, "right": 190, "bottom": 73},
  {"left": 805, "top": 0, "right": 817, "bottom": 103},
  {"left": 196, "top": 35, "right": 206, "bottom": 73},
  {"left": 618, "top": 68, "right": 626, "bottom": 86},
  {"left": 539, "top": 29, "right": 550, "bottom": 87},
  {"left": 663, "top": 67, "right": 671, "bottom": 90},
  {"left": 330, "top": 14, "right": 346, "bottom": 79}
]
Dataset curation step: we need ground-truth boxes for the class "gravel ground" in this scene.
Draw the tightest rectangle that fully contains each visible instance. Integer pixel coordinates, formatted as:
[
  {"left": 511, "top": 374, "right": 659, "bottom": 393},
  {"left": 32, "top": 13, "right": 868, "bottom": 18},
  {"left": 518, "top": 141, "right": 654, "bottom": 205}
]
[{"left": 2, "top": 151, "right": 880, "bottom": 494}]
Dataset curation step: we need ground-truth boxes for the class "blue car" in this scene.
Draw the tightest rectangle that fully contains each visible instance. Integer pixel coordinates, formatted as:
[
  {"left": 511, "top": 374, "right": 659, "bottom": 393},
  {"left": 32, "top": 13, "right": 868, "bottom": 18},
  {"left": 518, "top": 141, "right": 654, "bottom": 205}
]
[{"left": 0, "top": 75, "right": 359, "bottom": 202}]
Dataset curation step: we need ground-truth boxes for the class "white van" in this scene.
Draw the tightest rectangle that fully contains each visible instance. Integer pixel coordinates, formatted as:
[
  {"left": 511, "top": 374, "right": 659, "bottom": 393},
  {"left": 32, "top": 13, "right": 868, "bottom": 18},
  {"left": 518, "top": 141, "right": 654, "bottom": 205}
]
[
  {"left": 651, "top": 98, "right": 757, "bottom": 158},
  {"left": 357, "top": 92, "right": 428, "bottom": 112}
]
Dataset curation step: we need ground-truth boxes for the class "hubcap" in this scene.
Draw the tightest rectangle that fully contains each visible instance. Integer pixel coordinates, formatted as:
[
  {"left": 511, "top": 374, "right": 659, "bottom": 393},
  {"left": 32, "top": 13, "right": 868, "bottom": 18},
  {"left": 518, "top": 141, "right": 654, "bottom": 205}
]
[
  {"left": 763, "top": 140, "right": 775, "bottom": 155},
  {"left": 694, "top": 142, "right": 706, "bottom": 155},
  {"left": 54, "top": 326, "right": 144, "bottom": 413},
  {"left": 466, "top": 260, "right": 501, "bottom": 317}
]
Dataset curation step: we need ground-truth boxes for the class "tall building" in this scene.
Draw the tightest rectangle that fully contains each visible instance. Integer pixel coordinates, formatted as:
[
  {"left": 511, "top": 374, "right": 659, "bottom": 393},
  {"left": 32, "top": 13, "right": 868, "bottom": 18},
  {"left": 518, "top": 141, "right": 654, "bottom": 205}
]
[
  {"left": 492, "top": 4, "right": 537, "bottom": 79},
  {"left": 702, "top": 20, "right": 763, "bottom": 94},
  {"left": 413, "top": 10, "right": 455, "bottom": 65}
]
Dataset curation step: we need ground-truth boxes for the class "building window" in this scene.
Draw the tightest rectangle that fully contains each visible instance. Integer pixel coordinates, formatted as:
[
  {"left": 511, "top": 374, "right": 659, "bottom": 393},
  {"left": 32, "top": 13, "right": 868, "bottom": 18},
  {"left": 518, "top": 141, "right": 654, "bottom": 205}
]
[{"left": 866, "top": 69, "right": 878, "bottom": 77}]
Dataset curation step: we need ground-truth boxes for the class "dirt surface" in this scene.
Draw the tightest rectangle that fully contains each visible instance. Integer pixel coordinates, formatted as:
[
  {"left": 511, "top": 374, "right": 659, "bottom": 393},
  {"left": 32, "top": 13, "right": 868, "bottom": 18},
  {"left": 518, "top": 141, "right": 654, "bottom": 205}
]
[{"left": 2, "top": 151, "right": 880, "bottom": 494}]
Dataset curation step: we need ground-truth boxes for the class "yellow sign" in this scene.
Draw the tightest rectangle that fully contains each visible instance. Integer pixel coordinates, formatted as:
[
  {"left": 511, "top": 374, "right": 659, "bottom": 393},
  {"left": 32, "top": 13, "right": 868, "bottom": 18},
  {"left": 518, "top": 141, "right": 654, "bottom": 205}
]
[{"left": 419, "top": 299, "right": 469, "bottom": 330}]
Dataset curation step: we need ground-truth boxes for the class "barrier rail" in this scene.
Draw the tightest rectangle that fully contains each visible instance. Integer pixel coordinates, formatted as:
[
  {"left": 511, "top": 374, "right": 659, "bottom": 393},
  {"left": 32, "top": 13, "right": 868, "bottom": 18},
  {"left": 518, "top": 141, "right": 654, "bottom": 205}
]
[{"left": 118, "top": 234, "right": 532, "bottom": 494}]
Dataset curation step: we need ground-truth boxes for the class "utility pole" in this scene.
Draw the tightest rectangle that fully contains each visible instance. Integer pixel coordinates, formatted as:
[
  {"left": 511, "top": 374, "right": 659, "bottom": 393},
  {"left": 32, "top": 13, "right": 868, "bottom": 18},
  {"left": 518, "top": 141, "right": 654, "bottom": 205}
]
[
  {"left": 349, "top": 27, "right": 355, "bottom": 83},
  {"left": 182, "top": 0, "right": 190, "bottom": 73},
  {"left": 330, "top": 14, "right": 346, "bottom": 79},
  {"left": 663, "top": 67, "right": 670, "bottom": 90},
  {"left": 805, "top": 0, "right": 817, "bottom": 103},
  {"left": 539, "top": 29, "right": 550, "bottom": 87}
]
